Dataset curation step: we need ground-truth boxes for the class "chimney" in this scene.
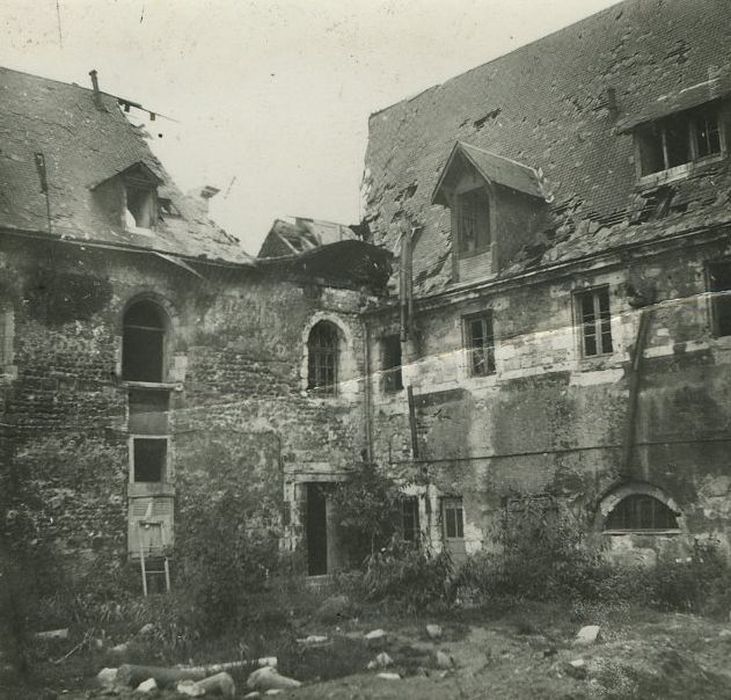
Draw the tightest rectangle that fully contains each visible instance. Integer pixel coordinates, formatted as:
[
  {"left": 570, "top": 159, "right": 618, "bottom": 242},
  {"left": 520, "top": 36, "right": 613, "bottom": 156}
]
[
  {"left": 199, "top": 185, "right": 220, "bottom": 213},
  {"left": 89, "top": 69, "right": 105, "bottom": 111}
]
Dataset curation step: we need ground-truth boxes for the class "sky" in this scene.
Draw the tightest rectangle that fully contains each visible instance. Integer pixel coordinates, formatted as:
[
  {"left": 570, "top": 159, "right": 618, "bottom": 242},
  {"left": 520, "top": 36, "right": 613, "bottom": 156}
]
[{"left": 1, "top": 0, "right": 620, "bottom": 255}]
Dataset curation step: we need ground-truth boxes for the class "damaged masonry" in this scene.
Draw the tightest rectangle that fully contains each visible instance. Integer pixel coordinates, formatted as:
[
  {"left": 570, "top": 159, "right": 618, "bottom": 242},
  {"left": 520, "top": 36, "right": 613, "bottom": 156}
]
[{"left": 3, "top": 0, "right": 731, "bottom": 610}]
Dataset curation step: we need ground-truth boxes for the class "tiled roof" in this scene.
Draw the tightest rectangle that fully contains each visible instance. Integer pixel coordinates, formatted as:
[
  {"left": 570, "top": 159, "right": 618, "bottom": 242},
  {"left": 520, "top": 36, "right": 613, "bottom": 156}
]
[
  {"left": 0, "top": 67, "right": 252, "bottom": 264},
  {"left": 363, "top": 0, "right": 731, "bottom": 296},
  {"left": 432, "top": 141, "right": 546, "bottom": 204}
]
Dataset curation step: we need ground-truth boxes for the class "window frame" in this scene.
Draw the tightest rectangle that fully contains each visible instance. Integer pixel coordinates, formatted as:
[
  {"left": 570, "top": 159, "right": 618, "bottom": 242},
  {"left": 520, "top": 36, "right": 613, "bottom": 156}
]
[
  {"left": 463, "top": 311, "right": 496, "bottom": 377},
  {"left": 122, "top": 300, "right": 169, "bottom": 384},
  {"left": 401, "top": 496, "right": 421, "bottom": 544},
  {"left": 307, "top": 321, "right": 339, "bottom": 396},
  {"left": 0, "top": 304, "right": 15, "bottom": 375},
  {"left": 574, "top": 286, "right": 614, "bottom": 359},
  {"left": 636, "top": 104, "right": 726, "bottom": 183},
  {"left": 381, "top": 334, "right": 403, "bottom": 393},
  {"left": 455, "top": 186, "right": 492, "bottom": 259},
  {"left": 441, "top": 497, "right": 465, "bottom": 541},
  {"left": 129, "top": 435, "right": 169, "bottom": 485},
  {"left": 603, "top": 494, "right": 680, "bottom": 535}
]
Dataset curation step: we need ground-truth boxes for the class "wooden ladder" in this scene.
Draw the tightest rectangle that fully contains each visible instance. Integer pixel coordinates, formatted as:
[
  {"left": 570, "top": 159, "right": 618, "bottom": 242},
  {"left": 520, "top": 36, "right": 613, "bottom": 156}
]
[{"left": 138, "top": 516, "right": 171, "bottom": 597}]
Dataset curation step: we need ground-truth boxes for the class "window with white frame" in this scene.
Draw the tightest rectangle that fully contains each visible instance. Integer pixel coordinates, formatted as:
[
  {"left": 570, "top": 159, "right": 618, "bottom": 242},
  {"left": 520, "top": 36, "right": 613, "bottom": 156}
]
[
  {"left": 576, "top": 287, "right": 613, "bottom": 357},
  {"left": 441, "top": 497, "right": 464, "bottom": 540},
  {"left": 636, "top": 104, "right": 724, "bottom": 177},
  {"left": 464, "top": 312, "right": 495, "bottom": 376}
]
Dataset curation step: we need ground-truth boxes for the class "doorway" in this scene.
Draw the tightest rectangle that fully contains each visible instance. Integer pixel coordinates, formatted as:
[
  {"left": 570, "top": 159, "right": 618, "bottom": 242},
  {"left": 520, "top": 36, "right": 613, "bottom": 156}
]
[{"left": 306, "top": 483, "right": 328, "bottom": 575}]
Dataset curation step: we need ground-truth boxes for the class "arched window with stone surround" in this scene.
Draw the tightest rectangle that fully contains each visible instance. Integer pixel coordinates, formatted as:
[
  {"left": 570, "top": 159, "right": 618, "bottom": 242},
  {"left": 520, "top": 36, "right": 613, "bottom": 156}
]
[
  {"left": 604, "top": 493, "right": 680, "bottom": 533},
  {"left": 307, "top": 321, "right": 339, "bottom": 394},
  {"left": 122, "top": 299, "right": 169, "bottom": 383}
]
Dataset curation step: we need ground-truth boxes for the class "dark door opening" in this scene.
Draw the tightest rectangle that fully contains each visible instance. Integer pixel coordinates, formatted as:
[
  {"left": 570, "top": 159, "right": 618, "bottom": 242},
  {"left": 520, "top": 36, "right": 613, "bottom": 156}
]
[{"left": 306, "top": 483, "right": 328, "bottom": 576}]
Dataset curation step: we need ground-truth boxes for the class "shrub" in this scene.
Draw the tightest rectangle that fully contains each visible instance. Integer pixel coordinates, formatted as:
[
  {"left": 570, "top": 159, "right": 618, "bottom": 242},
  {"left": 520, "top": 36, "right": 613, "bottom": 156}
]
[
  {"left": 330, "top": 463, "right": 404, "bottom": 567},
  {"left": 359, "top": 538, "right": 454, "bottom": 613}
]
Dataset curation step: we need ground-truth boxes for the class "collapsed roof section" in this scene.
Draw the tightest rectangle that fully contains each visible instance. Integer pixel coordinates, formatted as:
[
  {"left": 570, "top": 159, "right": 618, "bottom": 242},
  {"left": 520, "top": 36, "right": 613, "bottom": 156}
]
[
  {"left": 0, "top": 66, "right": 252, "bottom": 264},
  {"left": 257, "top": 216, "right": 360, "bottom": 258}
]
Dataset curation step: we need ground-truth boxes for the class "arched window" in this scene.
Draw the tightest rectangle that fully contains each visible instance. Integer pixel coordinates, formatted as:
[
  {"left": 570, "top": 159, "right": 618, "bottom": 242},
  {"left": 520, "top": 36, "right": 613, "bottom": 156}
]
[
  {"left": 307, "top": 321, "right": 339, "bottom": 394},
  {"left": 122, "top": 300, "right": 168, "bottom": 382},
  {"left": 605, "top": 494, "right": 679, "bottom": 532}
]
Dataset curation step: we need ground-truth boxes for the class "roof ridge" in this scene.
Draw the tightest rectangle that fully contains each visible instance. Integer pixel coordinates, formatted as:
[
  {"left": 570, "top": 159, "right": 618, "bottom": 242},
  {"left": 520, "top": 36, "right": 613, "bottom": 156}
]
[{"left": 369, "top": 0, "right": 627, "bottom": 120}]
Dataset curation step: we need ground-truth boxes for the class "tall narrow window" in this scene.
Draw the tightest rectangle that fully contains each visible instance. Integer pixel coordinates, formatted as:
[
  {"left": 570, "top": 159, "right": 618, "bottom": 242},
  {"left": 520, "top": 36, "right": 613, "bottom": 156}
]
[
  {"left": 382, "top": 335, "right": 403, "bottom": 392},
  {"left": 442, "top": 498, "right": 464, "bottom": 540},
  {"left": 401, "top": 496, "right": 420, "bottom": 544},
  {"left": 457, "top": 188, "right": 491, "bottom": 256},
  {"left": 576, "top": 287, "right": 613, "bottom": 357},
  {"left": 464, "top": 312, "right": 495, "bottom": 376},
  {"left": 307, "top": 321, "right": 339, "bottom": 395},
  {"left": 0, "top": 304, "right": 14, "bottom": 372},
  {"left": 605, "top": 495, "right": 679, "bottom": 532},
  {"left": 709, "top": 262, "right": 731, "bottom": 337},
  {"left": 122, "top": 300, "right": 167, "bottom": 382}
]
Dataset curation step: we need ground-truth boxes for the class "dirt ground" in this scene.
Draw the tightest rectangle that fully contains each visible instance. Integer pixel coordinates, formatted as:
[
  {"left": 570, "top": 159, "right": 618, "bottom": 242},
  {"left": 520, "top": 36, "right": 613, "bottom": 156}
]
[{"left": 8, "top": 601, "right": 731, "bottom": 699}]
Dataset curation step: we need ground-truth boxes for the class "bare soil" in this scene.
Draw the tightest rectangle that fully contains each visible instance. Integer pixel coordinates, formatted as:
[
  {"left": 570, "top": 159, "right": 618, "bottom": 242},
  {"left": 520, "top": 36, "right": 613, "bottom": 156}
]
[{"left": 7, "top": 602, "right": 731, "bottom": 698}]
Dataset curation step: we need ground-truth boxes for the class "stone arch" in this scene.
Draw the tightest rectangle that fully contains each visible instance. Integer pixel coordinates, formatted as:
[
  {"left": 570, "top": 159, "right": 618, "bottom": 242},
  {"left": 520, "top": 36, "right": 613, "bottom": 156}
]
[
  {"left": 594, "top": 481, "right": 684, "bottom": 534},
  {"left": 120, "top": 292, "right": 177, "bottom": 383},
  {"left": 300, "top": 312, "right": 355, "bottom": 396}
]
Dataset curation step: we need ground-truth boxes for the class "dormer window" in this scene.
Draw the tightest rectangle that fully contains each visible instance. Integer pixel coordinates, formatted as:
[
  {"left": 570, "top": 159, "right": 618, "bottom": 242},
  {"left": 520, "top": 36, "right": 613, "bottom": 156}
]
[
  {"left": 125, "top": 182, "right": 156, "bottom": 230},
  {"left": 457, "top": 188, "right": 491, "bottom": 256},
  {"left": 637, "top": 105, "right": 724, "bottom": 178}
]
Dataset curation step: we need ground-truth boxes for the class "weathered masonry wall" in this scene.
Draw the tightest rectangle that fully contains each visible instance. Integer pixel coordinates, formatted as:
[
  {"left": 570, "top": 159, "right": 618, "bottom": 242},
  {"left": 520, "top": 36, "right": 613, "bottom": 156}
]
[
  {"left": 0, "top": 234, "right": 368, "bottom": 584},
  {"left": 367, "top": 237, "right": 731, "bottom": 562}
]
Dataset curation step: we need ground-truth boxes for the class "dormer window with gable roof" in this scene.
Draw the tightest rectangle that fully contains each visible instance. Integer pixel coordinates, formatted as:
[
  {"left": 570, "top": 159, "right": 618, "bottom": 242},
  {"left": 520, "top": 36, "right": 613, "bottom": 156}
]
[
  {"left": 91, "top": 161, "right": 163, "bottom": 234},
  {"left": 432, "top": 141, "right": 549, "bottom": 284}
]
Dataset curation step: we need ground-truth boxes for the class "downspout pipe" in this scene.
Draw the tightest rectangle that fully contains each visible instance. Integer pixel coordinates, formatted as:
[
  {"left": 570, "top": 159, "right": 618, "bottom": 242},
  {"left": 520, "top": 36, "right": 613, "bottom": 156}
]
[{"left": 362, "top": 318, "right": 373, "bottom": 466}]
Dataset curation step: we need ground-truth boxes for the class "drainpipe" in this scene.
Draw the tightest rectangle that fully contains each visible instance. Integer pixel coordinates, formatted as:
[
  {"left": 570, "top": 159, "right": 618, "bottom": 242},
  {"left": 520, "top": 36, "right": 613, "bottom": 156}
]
[
  {"left": 620, "top": 304, "right": 654, "bottom": 478},
  {"left": 362, "top": 318, "right": 373, "bottom": 466}
]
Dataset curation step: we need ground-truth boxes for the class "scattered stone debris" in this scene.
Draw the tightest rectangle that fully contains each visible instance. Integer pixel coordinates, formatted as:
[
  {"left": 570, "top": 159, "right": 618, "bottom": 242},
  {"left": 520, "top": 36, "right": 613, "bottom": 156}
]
[
  {"left": 367, "top": 651, "right": 394, "bottom": 670},
  {"left": 296, "top": 635, "right": 329, "bottom": 647},
  {"left": 425, "top": 624, "right": 442, "bottom": 640},
  {"left": 564, "top": 658, "right": 588, "bottom": 680},
  {"left": 137, "top": 623, "right": 156, "bottom": 637},
  {"left": 109, "top": 642, "right": 130, "bottom": 655},
  {"left": 247, "top": 666, "right": 302, "bottom": 692},
  {"left": 35, "top": 628, "right": 69, "bottom": 640},
  {"left": 177, "top": 679, "right": 206, "bottom": 697},
  {"left": 364, "top": 629, "right": 387, "bottom": 643},
  {"left": 135, "top": 677, "right": 158, "bottom": 692},
  {"left": 434, "top": 650, "right": 455, "bottom": 669},
  {"left": 194, "top": 671, "right": 236, "bottom": 698},
  {"left": 376, "top": 672, "right": 401, "bottom": 680},
  {"left": 575, "top": 625, "right": 601, "bottom": 645},
  {"left": 96, "top": 667, "right": 118, "bottom": 688}
]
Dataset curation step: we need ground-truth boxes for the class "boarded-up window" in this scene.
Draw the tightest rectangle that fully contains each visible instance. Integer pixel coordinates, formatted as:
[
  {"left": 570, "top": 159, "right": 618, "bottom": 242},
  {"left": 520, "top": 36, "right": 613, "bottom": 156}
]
[
  {"left": 133, "top": 438, "right": 167, "bottom": 483},
  {"left": 709, "top": 262, "right": 731, "bottom": 337},
  {"left": 464, "top": 312, "right": 495, "bottom": 376},
  {"left": 122, "top": 300, "right": 167, "bottom": 382},
  {"left": 382, "top": 335, "right": 403, "bottom": 392},
  {"left": 576, "top": 287, "right": 613, "bottom": 357},
  {"left": 457, "top": 188, "right": 491, "bottom": 256},
  {"left": 129, "top": 389, "right": 169, "bottom": 434},
  {"left": 307, "top": 321, "right": 339, "bottom": 394},
  {"left": 605, "top": 495, "right": 679, "bottom": 532}
]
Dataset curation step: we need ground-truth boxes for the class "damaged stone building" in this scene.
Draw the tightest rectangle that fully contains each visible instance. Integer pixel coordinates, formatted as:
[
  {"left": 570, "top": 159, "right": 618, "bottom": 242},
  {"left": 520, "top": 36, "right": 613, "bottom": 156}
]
[{"left": 3, "top": 0, "right": 731, "bottom": 590}]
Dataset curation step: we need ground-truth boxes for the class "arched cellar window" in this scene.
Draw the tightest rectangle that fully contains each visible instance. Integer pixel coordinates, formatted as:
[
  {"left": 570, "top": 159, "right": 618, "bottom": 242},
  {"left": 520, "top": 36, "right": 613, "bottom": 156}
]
[
  {"left": 605, "top": 494, "right": 679, "bottom": 533},
  {"left": 307, "top": 321, "right": 339, "bottom": 395},
  {"left": 122, "top": 300, "right": 168, "bottom": 382}
]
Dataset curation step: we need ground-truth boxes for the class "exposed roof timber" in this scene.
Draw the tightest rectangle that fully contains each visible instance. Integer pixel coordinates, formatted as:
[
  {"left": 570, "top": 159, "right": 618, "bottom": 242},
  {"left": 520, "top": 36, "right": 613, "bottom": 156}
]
[{"left": 89, "top": 160, "right": 163, "bottom": 190}]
